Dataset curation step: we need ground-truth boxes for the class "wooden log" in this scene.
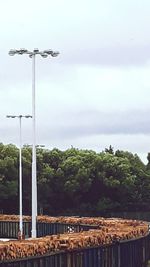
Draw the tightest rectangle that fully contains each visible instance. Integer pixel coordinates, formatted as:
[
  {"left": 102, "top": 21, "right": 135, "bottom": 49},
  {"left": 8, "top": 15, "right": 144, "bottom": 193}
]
[{"left": 0, "top": 215, "right": 148, "bottom": 261}]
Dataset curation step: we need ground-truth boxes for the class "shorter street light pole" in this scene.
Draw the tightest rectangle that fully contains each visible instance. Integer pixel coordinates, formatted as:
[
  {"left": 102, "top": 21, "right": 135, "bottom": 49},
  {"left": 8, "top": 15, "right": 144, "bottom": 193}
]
[{"left": 6, "top": 115, "right": 32, "bottom": 238}]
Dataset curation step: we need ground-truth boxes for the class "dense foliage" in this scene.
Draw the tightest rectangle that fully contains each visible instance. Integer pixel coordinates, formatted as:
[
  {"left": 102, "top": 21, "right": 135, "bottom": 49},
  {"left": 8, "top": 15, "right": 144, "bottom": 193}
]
[{"left": 0, "top": 143, "right": 150, "bottom": 216}]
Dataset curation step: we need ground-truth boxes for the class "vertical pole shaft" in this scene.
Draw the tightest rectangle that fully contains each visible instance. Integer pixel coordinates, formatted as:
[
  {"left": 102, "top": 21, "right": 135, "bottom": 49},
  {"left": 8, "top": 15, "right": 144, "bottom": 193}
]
[
  {"left": 32, "top": 54, "right": 37, "bottom": 238},
  {"left": 19, "top": 116, "right": 23, "bottom": 236}
]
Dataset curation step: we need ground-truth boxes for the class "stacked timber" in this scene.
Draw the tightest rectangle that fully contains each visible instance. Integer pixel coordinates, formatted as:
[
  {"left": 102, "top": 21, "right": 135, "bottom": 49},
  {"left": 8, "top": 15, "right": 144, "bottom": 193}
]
[
  {"left": 0, "top": 214, "right": 147, "bottom": 227},
  {"left": 0, "top": 226, "right": 148, "bottom": 261},
  {"left": 0, "top": 215, "right": 148, "bottom": 261}
]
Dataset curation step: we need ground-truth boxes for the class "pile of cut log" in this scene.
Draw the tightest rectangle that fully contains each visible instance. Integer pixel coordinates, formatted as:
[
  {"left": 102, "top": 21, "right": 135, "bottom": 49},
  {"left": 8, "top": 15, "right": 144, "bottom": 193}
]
[{"left": 0, "top": 215, "right": 148, "bottom": 261}]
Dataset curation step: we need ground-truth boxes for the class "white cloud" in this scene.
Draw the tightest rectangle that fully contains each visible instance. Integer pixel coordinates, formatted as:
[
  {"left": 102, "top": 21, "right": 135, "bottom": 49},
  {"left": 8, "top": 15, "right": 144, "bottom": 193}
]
[{"left": 0, "top": 0, "right": 150, "bottom": 163}]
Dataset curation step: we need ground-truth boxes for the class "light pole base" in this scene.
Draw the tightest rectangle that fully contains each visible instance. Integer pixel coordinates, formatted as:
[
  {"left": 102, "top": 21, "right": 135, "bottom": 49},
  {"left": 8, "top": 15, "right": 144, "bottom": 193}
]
[{"left": 31, "top": 229, "right": 36, "bottom": 238}]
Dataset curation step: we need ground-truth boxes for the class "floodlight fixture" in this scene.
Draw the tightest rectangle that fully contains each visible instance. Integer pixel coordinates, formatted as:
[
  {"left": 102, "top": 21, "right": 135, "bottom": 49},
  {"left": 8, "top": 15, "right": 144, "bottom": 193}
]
[
  {"left": 9, "top": 49, "right": 17, "bottom": 56},
  {"left": 41, "top": 53, "right": 48, "bottom": 58},
  {"left": 33, "top": 48, "right": 39, "bottom": 53},
  {"left": 25, "top": 115, "right": 32, "bottom": 118},
  {"left": 6, "top": 115, "right": 16, "bottom": 118},
  {"left": 36, "top": 144, "right": 45, "bottom": 148},
  {"left": 43, "top": 49, "right": 53, "bottom": 55},
  {"left": 19, "top": 48, "right": 28, "bottom": 54},
  {"left": 51, "top": 51, "right": 60, "bottom": 57}
]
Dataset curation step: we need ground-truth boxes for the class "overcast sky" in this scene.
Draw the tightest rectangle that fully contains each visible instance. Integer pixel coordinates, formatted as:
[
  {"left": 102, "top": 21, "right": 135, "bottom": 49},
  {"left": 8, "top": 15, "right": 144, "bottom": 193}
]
[{"left": 1, "top": 0, "right": 150, "bottom": 163}]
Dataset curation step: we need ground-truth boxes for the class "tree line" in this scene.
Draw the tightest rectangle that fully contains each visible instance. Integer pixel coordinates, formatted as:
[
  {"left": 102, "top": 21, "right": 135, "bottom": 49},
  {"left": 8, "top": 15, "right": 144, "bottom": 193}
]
[{"left": 0, "top": 143, "right": 150, "bottom": 216}]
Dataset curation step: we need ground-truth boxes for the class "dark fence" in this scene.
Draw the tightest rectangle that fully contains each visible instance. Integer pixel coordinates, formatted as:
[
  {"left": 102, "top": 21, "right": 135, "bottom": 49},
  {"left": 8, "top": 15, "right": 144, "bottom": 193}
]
[
  {"left": 1, "top": 234, "right": 150, "bottom": 267},
  {"left": 0, "top": 221, "right": 98, "bottom": 239}
]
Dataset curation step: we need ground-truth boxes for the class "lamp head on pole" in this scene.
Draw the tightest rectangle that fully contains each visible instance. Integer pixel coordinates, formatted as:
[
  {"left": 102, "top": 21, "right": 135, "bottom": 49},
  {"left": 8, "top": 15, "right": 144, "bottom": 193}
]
[
  {"left": 33, "top": 48, "right": 39, "bottom": 53},
  {"left": 8, "top": 49, "right": 17, "bottom": 56},
  {"left": 6, "top": 115, "right": 17, "bottom": 118},
  {"left": 9, "top": 48, "right": 60, "bottom": 59},
  {"left": 18, "top": 49, "right": 28, "bottom": 54},
  {"left": 51, "top": 51, "right": 60, "bottom": 57},
  {"left": 43, "top": 49, "right": 53, "bottom": 55},
  {"left": 25, "top": 115, "right": 32, "bottom": 118}
]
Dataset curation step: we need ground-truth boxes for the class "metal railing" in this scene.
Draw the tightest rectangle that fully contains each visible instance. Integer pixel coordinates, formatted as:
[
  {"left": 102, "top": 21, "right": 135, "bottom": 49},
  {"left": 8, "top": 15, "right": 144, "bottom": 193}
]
[{"left": 0, "top": 221, "right": 98, "bottom": 239}]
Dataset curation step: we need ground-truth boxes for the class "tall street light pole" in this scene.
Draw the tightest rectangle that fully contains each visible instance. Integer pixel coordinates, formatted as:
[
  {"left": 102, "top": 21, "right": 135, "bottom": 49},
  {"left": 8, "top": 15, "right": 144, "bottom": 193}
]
[
  {"left": 6, "top": 115, "right": 32, "bottom": 238},
  {"left": 8, "top": 48, "right": 59, "bottom": 238}
]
